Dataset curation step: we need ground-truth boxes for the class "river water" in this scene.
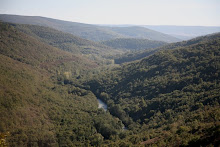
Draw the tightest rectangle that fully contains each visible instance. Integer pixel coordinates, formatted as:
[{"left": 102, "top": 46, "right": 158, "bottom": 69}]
[
  {"left": 97, "top": 98, "right": 107, "bottom": 111},
  {"left": 97, "top": 98, "right": 127, "bottom": 130}
]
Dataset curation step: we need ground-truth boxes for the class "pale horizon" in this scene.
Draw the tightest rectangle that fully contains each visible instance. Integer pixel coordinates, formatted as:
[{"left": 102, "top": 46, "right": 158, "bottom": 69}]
[{"left": 0, "top": 0, "right": 220, "bottom": 26}]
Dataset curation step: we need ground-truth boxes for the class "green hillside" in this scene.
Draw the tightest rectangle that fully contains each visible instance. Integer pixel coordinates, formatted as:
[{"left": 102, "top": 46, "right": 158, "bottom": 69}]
[
  {"left": 0, "top": 14, "right": 180, "bottom": 42},
  {"left": 115, "top": 33, "right": 220, "bottom": 64},
  {"left": 0, "top": 22, "right": 98, "bottom": 75},
  {"left": 0, "top": 22, "right": 125, "bottom": 146},
  {"left": 0, "top": 54, "right": 123, "bottom": 146},
  {"left": 87, "top": 33, "right": 220, "bottom": 146},
  {"left": 12, "top": 23, "right": 122, "bottom": 63},
  {"left": 101, "top": 38, "right": 166, "bottom": 51},
  {"left": 1, "top": 21, "right": 219, "bottom": 146}
]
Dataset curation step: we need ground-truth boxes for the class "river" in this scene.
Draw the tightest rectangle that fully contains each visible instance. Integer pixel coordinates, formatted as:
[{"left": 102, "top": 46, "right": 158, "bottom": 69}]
[
  {"left": 97, "top": 98, "right": 127, "bottom": 130},
  {"left": 97, "top": 98, "right": 107, "bottom": 111}
]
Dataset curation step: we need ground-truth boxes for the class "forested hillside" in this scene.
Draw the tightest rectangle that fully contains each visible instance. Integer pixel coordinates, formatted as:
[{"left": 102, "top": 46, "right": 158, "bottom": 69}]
[
  {"left": 0, "top": 21, "right": 219, "bottom": 146},
  {"left": 0, "top": 14, "right": 180, "bottom": 42},
  {"left": 12, "top": 23, "right": 122, "bottom": 64},
  {"left": 101, "top": 38, "right": 166, "bottom": 51},
  {"left": 0, "top": 22, "right": 99, "bottom": 75},
  {"left": 115, "top": 33, "right": 220, "bottom": 64},
  {"left": 0, "top": 22, "right": 125, "bottom": 146},
  {"left": 87, "top": 33, "right": 220, "bottom": 146}
]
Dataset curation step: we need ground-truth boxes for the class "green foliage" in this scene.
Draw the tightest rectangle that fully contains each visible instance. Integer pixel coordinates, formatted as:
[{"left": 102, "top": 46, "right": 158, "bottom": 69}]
[
  {"left": 115, "top": 32, "right": 220, "bottom": 64},
  {"left": 114, "top": 48, "right": 157, "bottom": 64},
  {"left": 101, "top": 38, "right": 166, "bottom": 51},
  {"left": 0, "top": 22, "right": 123, "bottom": 146},
  {"left": 1, "top": 21, "right": 220, "bottom": 146},
  {"left": 13, "top": 23, "right": 123, "bottom": 61},
  {"left": 87, "top": 33, "right": 220, "bottom": 146}
]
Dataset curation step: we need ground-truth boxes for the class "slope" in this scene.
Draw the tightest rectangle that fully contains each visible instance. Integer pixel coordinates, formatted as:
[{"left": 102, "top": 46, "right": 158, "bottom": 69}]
[
  {"left": 0, "top": 14, "right": 125, "bottom": 41},
  {"left": 0, "top": 14, "right": 180, "bottom": 42},
  {"left": 109, "top": 26, "right": 180, "bottom": 43},
  {"left": 115, "top": 33, "right": 220, "bottom": 64},
  {"left": 101, "top": 38, "right": 166, "bottom": 51},
  {"left": 12, "top": 23, "right": 122, "bottom": 63},
  {"left": 0, "top": 22, "right": 98, "bottom": 76},
  {"left": 0, "top": 22, "right": 124, "bottom": 146},
  {"left": 87, "top": 33, "right": 220, "bottom": 146}
]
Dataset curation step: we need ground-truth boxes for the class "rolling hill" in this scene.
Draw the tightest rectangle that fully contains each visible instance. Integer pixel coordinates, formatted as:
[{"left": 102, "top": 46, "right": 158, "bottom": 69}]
[
  {"left": 101, "top": 38, "right": 166, "bottom": 51},
  {"left": 12, "top": 23, "right": 122, "bottom": 63},
  {"left": 0, "top": 14, "right": 180, "bottom": 42},
  {"left": 87, "top": 33, "right": 220, "bottom": 146},
  {"left": 0, "top": 22, "right": 125, "bottom": 146},
  {"left": 0, "top": 22, "right": 98, "bottom": 73},
  {"left": 115, "top": 33, "right": 220, "bottom": 64}
]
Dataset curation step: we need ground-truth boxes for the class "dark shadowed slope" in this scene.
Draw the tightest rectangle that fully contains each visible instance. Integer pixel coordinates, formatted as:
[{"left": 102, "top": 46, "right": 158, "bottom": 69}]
[{"left": 101, "top": 38, "right": 167, "bottom": 51}]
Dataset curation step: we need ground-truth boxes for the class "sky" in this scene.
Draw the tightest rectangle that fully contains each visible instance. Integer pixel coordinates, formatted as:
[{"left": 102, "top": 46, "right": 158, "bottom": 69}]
[{"left": 0, "top": 0, "right": 219, "bottom": 26}]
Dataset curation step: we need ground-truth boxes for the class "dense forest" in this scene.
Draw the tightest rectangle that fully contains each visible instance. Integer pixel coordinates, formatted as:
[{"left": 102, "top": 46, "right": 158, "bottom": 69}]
[
  {"left": 0, "top": 19, "right": 220, "bottom": 147},
  {"left": 86, "top": 33, "right": 220, "bottom": 146},
  {"left": 11, "top": 23, "right": 122, "bottom": 65},
  {"left": 115, "top": 33, "right": 220, "bottom": 64},
  {"left": 0, "top": 22, "right": 124, "bottom": 146},
  {"left": 101, "top": 38, "right": 166, "bottom": 51}
]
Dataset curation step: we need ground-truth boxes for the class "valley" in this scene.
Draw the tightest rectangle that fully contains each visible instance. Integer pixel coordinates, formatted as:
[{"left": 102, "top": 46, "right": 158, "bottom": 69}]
[{"left": 0, "top": 14, "right": 219, "bottom": 146}]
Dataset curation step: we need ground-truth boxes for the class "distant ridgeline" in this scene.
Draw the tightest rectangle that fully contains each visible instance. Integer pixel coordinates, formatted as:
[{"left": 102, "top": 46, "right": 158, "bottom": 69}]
[
  {"left": 0, "top": 18, "right": 220, "bottom": 146},
  {"left": 114, "top": 33, "right": 220, "bottom": 64},
  {"left": 0, "top": 14, "right": 180, "bottom": 43},
  {"left": 144, "top": 25, "right": 220, "bottom": 40}
]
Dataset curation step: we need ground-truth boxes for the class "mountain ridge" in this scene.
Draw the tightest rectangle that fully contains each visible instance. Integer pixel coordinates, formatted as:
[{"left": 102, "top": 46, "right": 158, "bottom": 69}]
[
  {"left": 11, "top": 23, "right": 123, "bottom": 62},
  {"left": 0, "top": 14, "right": 180, "bottom": 43},
  {"left": 114, "top": 32, "right": 220, "bottom": 64}
]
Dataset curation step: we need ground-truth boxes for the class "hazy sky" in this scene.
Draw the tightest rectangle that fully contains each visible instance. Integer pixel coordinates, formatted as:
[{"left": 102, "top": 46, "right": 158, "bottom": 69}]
[{"left": 0, "top": 0, "right": 219, "bottom": 26}]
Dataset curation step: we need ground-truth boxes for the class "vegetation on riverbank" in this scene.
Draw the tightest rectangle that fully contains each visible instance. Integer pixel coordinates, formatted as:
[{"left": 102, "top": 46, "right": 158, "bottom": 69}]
[{"left": 0, "top": 21, "right": 219, "bottom": 146}]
